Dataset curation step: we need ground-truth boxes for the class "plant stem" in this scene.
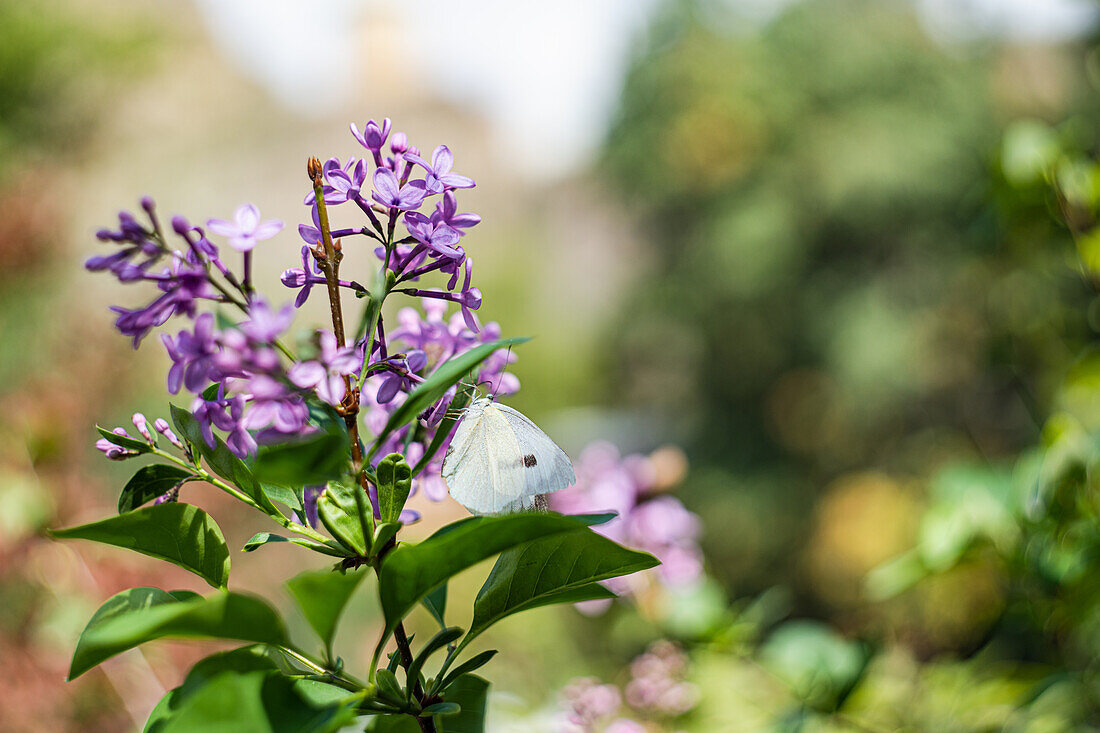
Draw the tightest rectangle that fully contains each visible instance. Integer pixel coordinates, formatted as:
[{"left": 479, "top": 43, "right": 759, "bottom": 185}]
[
  {"left": 311, "top": 160, "right": 435, "bottom": 733},
  {"left": 151, "top": 446, "right": 337, "bottom": 546}
]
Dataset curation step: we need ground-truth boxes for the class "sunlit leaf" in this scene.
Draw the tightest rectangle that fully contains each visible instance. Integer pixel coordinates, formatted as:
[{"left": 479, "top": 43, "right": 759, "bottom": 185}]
[
  {"left": 70, "top": 590, "right": 287, "bottom": 679},
  {"left": 50, "top": 503, "right": 230, "bottom": 589},
  {"left": 286, "top": 567, "right": 368, "bottom": 651},
  {"left": 118, "top": 464, "right": 194, "bottom": 513}
]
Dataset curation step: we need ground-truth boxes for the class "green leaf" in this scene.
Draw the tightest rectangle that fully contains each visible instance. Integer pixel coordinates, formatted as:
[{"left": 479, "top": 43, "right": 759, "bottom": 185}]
[
  {"left": 286, "top": 568, "right": 368, "bottom": 651},
  {"left": 145, "top": 645, "right": 285, "bottom": 732},
  {"left": 72, "top": 587, "right": 193, "bottom": 682},
  {"left": 422, "top": 584, "right": 447, "bottom": 628},
  {"left": 376, "top": 453, "right": 412, "bottom": 524},
  {"left": 262, "top": 483, "right": 304, "bottom": 513},
  {"left": 68, "top": 590, "right": 290, "bottom": 679},
  {"left": 462, "top": 528, "right": 654, "bottom": 646},
  {"left": 50, "top": 503, "right": 230, "bottom": 589},
  {"left": 254, "top": 431, "right": 349, "bottom": 488},
  {"left": 368, "top": 337, "right": 529, "bottom": 461},
  {"left": 243, "top": 532, "right": 350, "bottom": 558},
  {"left": 362, "top": 715, "right": 420, "bottom": 732},
  {"left": 422, "top": 702, "right": 460, "bottom": 717},
  {"left": 376, "top": 513, "right": 598, "bottom": 653},
  {"left": 170, "top": 405, "right": 281, "bottom": 517},
  {"left": 435, "top": 651, "right": 497, "bottom": 694},
  {"left": 407, "top": 627, "right": 463, "bottom": 699},
  {"left": 158, "top": 670, "right": 357, "bottom": 733},
  {"left": 439, "top": 675, "right": 490, "bottom": 733},
  {"left": 118, "top": 464, "right": 195, "bottom": 513},
  {"left": 372, "top": 522, "right": 401, "bottom": 557},
  {"left": 374, "top": 668, "right": 405, "bottom": 704},
  {"left": 96, "top": 425, "right": 153, "bottom": 454},
  {"left": 318, "top": 479, "right": 370, "bottom": 555},
  {"left": 411, "top": 382, "right": 474, "bottom": 475}
]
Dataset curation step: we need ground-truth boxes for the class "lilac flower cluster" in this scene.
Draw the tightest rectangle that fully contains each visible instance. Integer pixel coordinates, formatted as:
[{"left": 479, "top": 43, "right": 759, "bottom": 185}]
[
  {"left": 550, "top": 443, "right": 703, "bottom": 611},
  {"left": 88, "top": 118, "right": 516, "bottom": 509},
  {"left": 288, "top": 118, "right": 483, "bottom": 329},
  {"left": 559, "top": 642, "right": 698, "bottom": 732}
]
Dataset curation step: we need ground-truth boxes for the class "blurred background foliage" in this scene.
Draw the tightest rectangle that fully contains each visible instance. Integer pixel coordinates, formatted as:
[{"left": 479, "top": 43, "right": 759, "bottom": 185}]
[{"left": 7, "top": 0, "right": 1100, "bottom": 730}]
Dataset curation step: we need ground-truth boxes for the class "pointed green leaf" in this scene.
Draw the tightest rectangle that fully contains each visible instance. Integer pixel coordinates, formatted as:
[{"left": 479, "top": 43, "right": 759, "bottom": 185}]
[
  {"left": 254, "top": 431, "right": 349, "bottom": 487},
  {"left": 262, "top": 483, "right": 304, "bottom": 513},
  {"left": 422, "top": 584, "right": 447, "bottom": 628},
  {"left": 286, "top": 568, "right": 368, "bottom": 650},
  {"left": 435, "top": 651, "right": 497, "bottom": 694},
  {"left": 145, "top": 646, "right": 285, "bottom": 732},
  {"left": 439, "top": 675, "right": 490, "bottom": 733},
  {"left": 50, "top": 502, "right": 230, "bottom": 589},
  {"left": 170, "top": 404, "right": 281, "bottom": 517},
  {"left": 96, "top": 425, "right": 153, "bottom": 454},
  {"left": 371, "top": 522, "right": 402, "bottom": 558},
  {"left": 376, "top": 453, "right": 412, "bottom": 524},
  {"left": 376, "top": 513, "right": 599, "bottom": 651},
  {"left": 318, "top": 479, "right": 370, "bottom": 555},
  {"left": 69, "top": 590, "right": 289, "bottom": 679},
  {"left": 407, "top": 627, "right": 463, "bottom": 699},
  {"left": 363, "top": 715, "right": 420, "bottom": 732},
  {"left": 463, "top": 528, "right": 656, "bottom": 646},
  {"left": 71, "top": 587, "right": 191, "bottom": 681},
  {"left": 421, "top": 702, "right": 460, "bottom": 717},
  {"left": 244, "top": 532, "right": 350, "bottom": 558},
  {"left": 411, "top": 382, "right": 474, "bottom": 475},
  {"left": 368, "top": 337, "right": 529, "bottom": 461},
  {"left": 118, "top": 465, "right": 195, "bottom": 513},
  {"left": 374, "top": 668, "right": 405, "bottom": 704},
  {"left": 158, "top": 670, "right": 357, "bottom": 733}
]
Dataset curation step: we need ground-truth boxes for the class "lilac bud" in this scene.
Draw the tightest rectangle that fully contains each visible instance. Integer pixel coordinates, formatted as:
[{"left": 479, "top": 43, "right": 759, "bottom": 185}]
[
  {"left": 132, "top": 413, "right": 153, "bottom": 442},
  {"left": 171, "top": 215, "right": 191, "bottom": 236},
  {"left": 406, "top": 145, "right": 421, "bottom": 158},
  {"left": 140, "top": 196, "right": 156, "bottom": 215},
  {"left": 96, "top": 438, "right": 137, "bottom": 460},
  {"left": 390, "top": 132, "right": 408, "bottom": 154},
  {"left": 154, "top": 418, "right": 185, "bottom": 450}
]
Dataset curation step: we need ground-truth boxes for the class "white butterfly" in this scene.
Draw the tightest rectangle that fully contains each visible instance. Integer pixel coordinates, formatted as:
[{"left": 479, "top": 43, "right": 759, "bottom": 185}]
[{"left": 442, "top": 397, "right": 577, "bottom": 515}]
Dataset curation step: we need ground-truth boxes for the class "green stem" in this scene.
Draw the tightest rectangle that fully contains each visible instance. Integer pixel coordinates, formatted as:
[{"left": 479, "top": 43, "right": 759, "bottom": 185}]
[
  {"left": 151, "top": 446, "right": 335, "bottom": 546},
  {"left": 280, "top": 645, "right": 366, "bottom": 690}
]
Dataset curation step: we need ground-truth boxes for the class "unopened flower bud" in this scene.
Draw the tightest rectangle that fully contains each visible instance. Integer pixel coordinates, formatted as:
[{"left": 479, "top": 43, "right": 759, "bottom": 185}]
[
  {"left": 171, "top": 215, "right": 191, "bottom": 236},
  {"left": 154, "top": 418, "right": 185, "bottom": 450},
  {"left": 140, "top": 196, "right": 156, "bottom": 215},
  {"left": 96, "top": 438, "right": 137, "bottom": 460},
  {"left": 390, "top": 132, "right": 408, "bottom": 154},
  {"left": 132, "top": 413, "right": 153, "bottom": 442}
]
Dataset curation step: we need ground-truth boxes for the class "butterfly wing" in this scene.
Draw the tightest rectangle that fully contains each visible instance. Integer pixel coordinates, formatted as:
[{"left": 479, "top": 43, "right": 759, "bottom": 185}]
[
  {"left": 442, "top": 399, "right": 526, "bottom": 514},
  {"left": 492, "top": 403, "right": 576, "bottom": 499}
]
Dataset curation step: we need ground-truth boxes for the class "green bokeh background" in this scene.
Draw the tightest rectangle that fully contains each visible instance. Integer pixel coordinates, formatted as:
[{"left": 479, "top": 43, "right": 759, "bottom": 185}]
[{"left": 5, "top": 0, "right": 1100, "bottom": 730}]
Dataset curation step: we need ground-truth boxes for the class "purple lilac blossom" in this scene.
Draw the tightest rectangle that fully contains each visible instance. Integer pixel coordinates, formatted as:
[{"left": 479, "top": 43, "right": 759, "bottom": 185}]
[
  {"left": 403, "top": 145, "right": 475, "bottom": 193},
  {"left": 371, "top": 168, "right": 427, "bottom": 211},
  {"left": 351, "top": 118, "right": 391, "bottom": 161},
  {"left": 206, "top": 204, "right": 283, "bottom": 252},
  {"left": 289, "top": 331, "right": 361, "bottom": 406}
]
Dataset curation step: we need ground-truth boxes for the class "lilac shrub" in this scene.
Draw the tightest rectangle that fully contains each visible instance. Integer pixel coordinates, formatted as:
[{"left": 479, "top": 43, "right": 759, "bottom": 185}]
[{"left": 53, "top": 119, "right": 660, "bottom": 733}]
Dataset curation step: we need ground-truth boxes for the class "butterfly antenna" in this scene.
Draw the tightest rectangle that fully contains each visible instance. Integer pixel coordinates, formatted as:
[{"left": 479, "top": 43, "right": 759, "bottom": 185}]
[{"left": 489, "top": 346, "right": 514, "bottom": 403}]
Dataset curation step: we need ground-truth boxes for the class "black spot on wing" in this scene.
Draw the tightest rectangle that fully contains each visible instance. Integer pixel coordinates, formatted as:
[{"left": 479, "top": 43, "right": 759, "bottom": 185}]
[{"left": 523, "top": 454, "right": 538, "bottom": 468}]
